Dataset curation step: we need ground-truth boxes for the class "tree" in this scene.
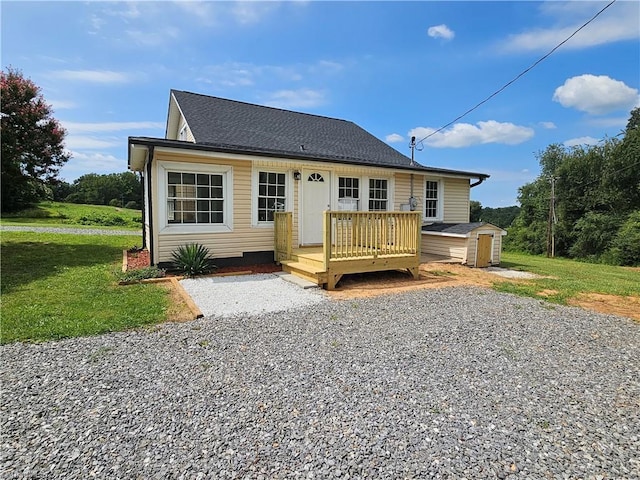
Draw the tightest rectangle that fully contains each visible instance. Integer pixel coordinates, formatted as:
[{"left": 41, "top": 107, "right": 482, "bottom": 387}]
[
  {"left": 469, "top": 200, "right": 482, "bottom": 222},
  {"left": 1, "top": 67, "right": 70, "bottom": 212}
]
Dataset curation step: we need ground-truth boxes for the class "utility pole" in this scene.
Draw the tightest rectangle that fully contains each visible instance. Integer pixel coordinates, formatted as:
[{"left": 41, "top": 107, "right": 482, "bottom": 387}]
[{"left": 546, "top": 176, "right": 556, "bottom": 258}]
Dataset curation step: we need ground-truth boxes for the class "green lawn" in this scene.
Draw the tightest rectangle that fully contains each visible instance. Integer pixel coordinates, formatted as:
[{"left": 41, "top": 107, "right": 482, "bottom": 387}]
[
  {"left": 495, "top": 251, "right": 640, "bottom": 304},
  {"left": 0, "top": 201, "right": 142, "bottom": 230},
  {"left": 1, "top": 231, "right": 168, "bottom": 344}
]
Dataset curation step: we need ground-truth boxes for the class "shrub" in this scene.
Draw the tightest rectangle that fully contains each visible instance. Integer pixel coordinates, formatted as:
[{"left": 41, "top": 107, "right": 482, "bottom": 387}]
[
  {"left": 118, "top": 266, "right": 166, "bottom": 282},
  {"left": 171, "top": 243, "right": 217, "bottom": 276},
  {"left": 124, "top": 201, "right": 139, "bottom": 210},
  {"left": 77, "top": 213, "right": 128, "bottom": 226},
  {"left": 608, "top": 210, "right": 640, "bottom": 266}
]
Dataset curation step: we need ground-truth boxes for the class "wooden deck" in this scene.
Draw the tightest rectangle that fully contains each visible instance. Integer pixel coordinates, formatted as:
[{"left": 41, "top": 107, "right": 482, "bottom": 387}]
[{"left": 275, "top": 211, "right": 421, "bottom": 290}]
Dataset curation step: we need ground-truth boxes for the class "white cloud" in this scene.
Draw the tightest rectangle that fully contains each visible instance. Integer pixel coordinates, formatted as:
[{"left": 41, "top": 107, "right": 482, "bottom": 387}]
[
  {"left": 539, "top": 121, "right": 556, "bottom": 129},
  {"left": 563, "top": 136, "right": 600, "bottom": 147},
  {"left": 409, "top": 120, "right": 534, "bottom": 148},
  {"left": 63, "top": 121, "right": 164, "bottom": 134},
  {"left": 126, "top": 27, "right": 180, "bottom": 47},
  {"left": 49, "top": 100, "right": 77, "bottom": 111},
  {"left": 501, "top": 1, "right": 639, "bottom": 52},
  {"left": 264, "top": 89, "right": 325, "bottom": 109},
  {"left": 386, "top": 133, "right": 404, "bottom": 143},
  {"left": 553, "top": 74, "right": 639, "bottom": 115},
  {"left": 61, "top": 152, "right": 124, "bottom": 181},
  {"left": 50, "top": 70, "right": 133, "bottom": 84},
  {"left": 232, "top": 2, "right": 277, "bottom": 25},
  {"left": 64, "top": 136, "right": 120, "bottom": 150},
  {"left": 428, "top": 24, "right": 455, "bottom": 40}
]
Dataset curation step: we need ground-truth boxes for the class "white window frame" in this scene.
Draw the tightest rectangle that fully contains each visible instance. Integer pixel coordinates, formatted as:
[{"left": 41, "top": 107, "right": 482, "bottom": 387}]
[
  {"left": 157, "top": 161, "right": 233, "bottom": 234},
  {"left": 337, "top": 176, "right": 360, "bottom": 211},
  {"left": 423, "top": 178, "right": 443, "bottom": 222},
  {"left": 252, "top": 168, "right": 293, "bottom": 227},
  {"left": 368, "top": 177, "right": 390, "bottom": 211}
]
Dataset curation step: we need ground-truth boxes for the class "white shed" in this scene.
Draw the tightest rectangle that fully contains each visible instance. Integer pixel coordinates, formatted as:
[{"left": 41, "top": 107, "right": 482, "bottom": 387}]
[{"left": 421, "top": 222, "right": 507, "bottom": 267}]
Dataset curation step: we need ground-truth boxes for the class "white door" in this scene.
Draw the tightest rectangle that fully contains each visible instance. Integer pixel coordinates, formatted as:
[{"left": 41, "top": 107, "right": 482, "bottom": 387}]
[{"left": 302, "top": 170, "right": 331, "bottom": 245}]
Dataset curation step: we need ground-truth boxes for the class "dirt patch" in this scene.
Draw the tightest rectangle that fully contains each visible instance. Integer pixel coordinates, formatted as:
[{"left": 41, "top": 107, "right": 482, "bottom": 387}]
[
  {"left": 569, "top": 293, "right": 640, "bottom": 322},
  {"left": 161, "top": 282, "right": 195, "bottom": 323},
  {"left": 537, "top": 289, "right": 560, "bottom": 297},
  {"left": 328, "top": 262, "right": 499, "bottom": 300},
  {"left": 126, "top": 248, "right": 150, "bottom": 270}
]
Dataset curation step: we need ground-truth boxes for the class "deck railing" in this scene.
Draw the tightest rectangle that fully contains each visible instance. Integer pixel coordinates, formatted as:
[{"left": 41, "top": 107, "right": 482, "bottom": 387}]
[
  {"left": 274, "top": 212, "right": 292, "bottom": 262},
  {"left": 324, "top": 211, "right": 421, "bottom": 263}
]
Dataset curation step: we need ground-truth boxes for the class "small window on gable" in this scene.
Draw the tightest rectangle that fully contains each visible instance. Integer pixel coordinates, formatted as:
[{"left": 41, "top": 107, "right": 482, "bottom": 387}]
[
  {"left": 178, "top": 124, "right": 188, "bottom": 141},
  {"left": 425, "top": 180, "right": 440, "bottom": 219}
]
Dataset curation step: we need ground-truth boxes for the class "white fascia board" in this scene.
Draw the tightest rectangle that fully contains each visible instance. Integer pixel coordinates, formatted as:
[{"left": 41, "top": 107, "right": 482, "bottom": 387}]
[{"left": 421, "top": 231, "right": 470, "bottom": 238}]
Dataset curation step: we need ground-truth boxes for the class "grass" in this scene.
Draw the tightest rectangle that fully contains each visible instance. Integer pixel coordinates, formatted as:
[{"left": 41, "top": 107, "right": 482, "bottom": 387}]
[
  {"left": 0, "top": 201, "right": 142, "bottom": 230},
  {"left": 494, "top": 251, "right": 640, "bottom": 304},
  {"left": 1, "top": 231, "right": 169, "bottom": 344}
]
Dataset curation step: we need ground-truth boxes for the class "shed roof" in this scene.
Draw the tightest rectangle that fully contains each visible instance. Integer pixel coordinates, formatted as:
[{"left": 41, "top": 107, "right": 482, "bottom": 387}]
[{"left": 422, "top": 222, "right": 505, "bottom": 235}]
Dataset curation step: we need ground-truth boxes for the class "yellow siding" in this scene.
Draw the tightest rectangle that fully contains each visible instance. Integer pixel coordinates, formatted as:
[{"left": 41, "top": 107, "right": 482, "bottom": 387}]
[
  {"left": 421, "top": 235, "right": 467, "bottom": 261},
  {"left": 443, "top": 177, "right": 470, "bottom": 223},
  {"left": 152, "top": 151, "right": 274, "bottom": 263}
]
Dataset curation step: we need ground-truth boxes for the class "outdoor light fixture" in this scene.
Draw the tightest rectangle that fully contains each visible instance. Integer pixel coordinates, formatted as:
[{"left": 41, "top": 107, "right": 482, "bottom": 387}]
[{"left": 293, "top": 170, "right": 301, "bottom": 180}]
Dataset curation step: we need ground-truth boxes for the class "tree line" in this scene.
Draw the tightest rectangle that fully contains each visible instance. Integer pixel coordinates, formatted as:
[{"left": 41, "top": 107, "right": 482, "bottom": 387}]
[
  {"left": 53, "top": 172, "right": 142, "bottom": 209},
  {"left": 504, "top": 108, "right": 640, "bottom": 266}
]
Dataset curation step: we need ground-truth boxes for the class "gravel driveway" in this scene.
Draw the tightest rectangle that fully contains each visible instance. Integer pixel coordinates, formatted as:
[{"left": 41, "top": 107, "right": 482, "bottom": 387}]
[{"left": 1, "top": 287, "right": 638, "bottom": 479}]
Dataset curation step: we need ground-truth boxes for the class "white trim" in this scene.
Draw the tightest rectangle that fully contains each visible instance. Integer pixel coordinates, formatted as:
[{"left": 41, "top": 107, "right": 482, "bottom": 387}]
[
  {"left": 421, "top": 231, "right": 469, "bottom": 239},
  {"left": 152, "top": 146, "right": 482, "bottom": 180},
  {"left": 251, "top": 167, "right": 294, "bottom": 227},
  {"left": 423, "top": 177, "right": 444, "bottom": 222},
  {"left": 157, "top": 160, "right": 233, "bottom": 234}
]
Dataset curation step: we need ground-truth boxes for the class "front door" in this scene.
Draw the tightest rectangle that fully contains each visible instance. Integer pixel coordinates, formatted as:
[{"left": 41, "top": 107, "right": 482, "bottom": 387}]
[{"left": 301, "top": 170, "right": 331, "bottom": 245}]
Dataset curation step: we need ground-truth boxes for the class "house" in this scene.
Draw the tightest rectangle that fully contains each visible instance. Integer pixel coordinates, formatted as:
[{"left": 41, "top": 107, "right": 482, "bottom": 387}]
[{"left": 128, "top": 90, "right": 501, "bottom": 289}]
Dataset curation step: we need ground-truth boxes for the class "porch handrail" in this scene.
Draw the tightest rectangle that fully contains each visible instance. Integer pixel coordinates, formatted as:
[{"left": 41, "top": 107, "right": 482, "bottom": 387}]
[
  {"left": 274, "top": 212, "right": 292, "bottom": 262},
  {"left": 324, "top": 211, "right": 421, "bottom": 262}
]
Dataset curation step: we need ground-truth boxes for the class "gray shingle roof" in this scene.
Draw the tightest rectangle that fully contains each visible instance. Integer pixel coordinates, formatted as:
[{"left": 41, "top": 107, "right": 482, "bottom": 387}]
[
  {"left": 170, "top": 90, "right": 488, "bottom": 178},
  {"left": 422, "top": 222, "right": 488, "bottom": 234}
]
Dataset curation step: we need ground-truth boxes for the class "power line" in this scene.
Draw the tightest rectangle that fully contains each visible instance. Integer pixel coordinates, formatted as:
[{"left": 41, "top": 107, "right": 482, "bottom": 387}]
[{"left": 415, "top": 0, "right": 618, "bottom": 146}]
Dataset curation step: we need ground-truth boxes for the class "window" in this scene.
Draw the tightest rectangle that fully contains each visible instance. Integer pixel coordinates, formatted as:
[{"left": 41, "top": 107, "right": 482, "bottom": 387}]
[
  {"left": 338, "top": 177, "right": 359, "bottom": 211},
  {"left": 258, "top": 171, "right": 286, "bottom": 222},
  {"left": 369, "top": 179, "right": 388, "bottom": 211},
  {"left": 425, "top": 180, "right": 439, "bottom": 219},
  {"left": 178, "top": 124, "right": 188, "bottom": 141},
  {"left": 167, "top": 172, "right": 224, "bottom": 224}
]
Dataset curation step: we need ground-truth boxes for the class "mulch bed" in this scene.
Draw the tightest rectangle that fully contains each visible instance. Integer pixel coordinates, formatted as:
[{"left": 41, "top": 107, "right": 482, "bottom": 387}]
[{"left": 125, "top": 248, "right": 282, "bottom": 275}]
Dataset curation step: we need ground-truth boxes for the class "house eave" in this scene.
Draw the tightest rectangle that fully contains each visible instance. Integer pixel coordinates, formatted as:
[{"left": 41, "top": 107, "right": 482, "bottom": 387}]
[{"left": 128, "top": 136, "right": 490, "bottom": 179}]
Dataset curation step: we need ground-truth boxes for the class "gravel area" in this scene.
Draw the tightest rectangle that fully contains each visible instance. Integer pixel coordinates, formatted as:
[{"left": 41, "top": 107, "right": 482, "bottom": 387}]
[
  {"left": 0, "top": 225, "right": 140, "bottom": 236},
  {"left": 180, "top": 274, "right": 326, "bottom": 317},
  {"left": 485, "top": 267, "right": 544, "bottom": 279},
  {"left": 1, "top": 287, "right": 639, "bottom": 479}
]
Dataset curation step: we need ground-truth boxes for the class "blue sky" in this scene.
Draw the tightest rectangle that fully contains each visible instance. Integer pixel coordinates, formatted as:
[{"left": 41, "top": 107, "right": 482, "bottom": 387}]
[{"left": 2, "top": 1, "right": 639, "bottom": 207}]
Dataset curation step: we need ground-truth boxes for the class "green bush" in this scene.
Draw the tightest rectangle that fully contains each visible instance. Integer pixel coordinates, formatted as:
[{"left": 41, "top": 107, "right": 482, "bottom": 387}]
[
  {"left": 171, "top": 243, "right": 217, "bottom": 276},
  {"left": 608, "top": 210, "right": 640, "bottom": 266},
  {"left": 124, "top": 201, "right": 139, "bottom": 210},
  {"left": 118, "top": 266, "right": 166, "bottom": 282},
  {"left": 108, "top": 198, "right": 122, "bottom": 207},
  {"left": 77, "top": 213, "right": 128, "bottom": 226}
]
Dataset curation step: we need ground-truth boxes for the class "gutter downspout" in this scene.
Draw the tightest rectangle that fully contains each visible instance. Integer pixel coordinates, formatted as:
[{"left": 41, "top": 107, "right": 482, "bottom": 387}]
[
  {"left": 470, "top": 177, "right": 486, "bottom": 188},
  {"left": 146, "top": 146, "right": 155, "bottom": 265}
]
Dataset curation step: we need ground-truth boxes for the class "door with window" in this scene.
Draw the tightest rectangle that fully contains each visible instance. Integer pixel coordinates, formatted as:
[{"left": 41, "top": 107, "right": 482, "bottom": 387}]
[{"left": 301, "top": 170, "right": 331, "bottom": 245}]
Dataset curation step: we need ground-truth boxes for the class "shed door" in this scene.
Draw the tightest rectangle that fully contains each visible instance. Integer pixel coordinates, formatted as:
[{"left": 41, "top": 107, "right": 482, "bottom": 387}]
[
  {"left": 476, "top": 234, "right": 493, "bottom": 267},
  {"left": 301, "top": 170, "right": 331, "bottom": 245}
]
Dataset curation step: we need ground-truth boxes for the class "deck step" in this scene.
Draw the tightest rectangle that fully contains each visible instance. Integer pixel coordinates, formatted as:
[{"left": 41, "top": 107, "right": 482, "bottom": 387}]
[{"left": 281, "top": 260, "right": 326, "bottom": 285}]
